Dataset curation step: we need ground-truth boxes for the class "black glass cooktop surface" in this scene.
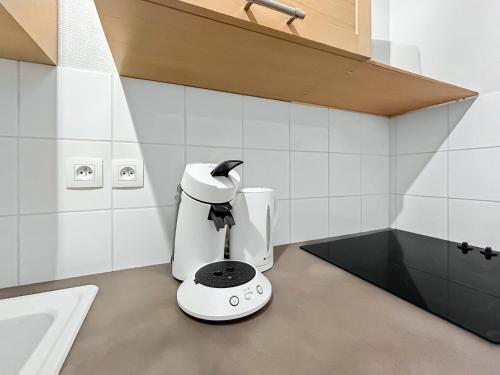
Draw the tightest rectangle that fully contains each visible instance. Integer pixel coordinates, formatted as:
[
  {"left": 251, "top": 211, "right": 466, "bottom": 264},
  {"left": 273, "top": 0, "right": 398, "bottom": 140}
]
[{"left": 300, "top": 229, "right": 500, "bottom": 343}]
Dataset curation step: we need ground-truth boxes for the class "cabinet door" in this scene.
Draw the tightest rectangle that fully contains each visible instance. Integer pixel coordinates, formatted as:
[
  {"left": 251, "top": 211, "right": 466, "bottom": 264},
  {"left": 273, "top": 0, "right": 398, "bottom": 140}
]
[{"left": 153, "top": 0, "right": 371, "bottom": 59}]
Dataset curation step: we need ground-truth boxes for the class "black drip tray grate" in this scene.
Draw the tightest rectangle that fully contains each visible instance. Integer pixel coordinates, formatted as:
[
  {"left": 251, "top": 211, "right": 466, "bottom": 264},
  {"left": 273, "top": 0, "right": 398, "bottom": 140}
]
[{"left": 194, "top": 260, "right": 256, "bottom": 288}]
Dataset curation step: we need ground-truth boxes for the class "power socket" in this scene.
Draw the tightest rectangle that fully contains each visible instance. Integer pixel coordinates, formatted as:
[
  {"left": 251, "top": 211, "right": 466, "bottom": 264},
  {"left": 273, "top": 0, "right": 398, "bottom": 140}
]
[
  {"left": 66, "top": 157, "right": 103, "bottom": 189},
  {"left": 75, "top": 165, "right": 95, "bottom": 181},
  {"left": 119, "top": 166, "right": 137, "bottom": 181},
  {"left": 112, "top": 159, "right": 144, "bottom": 188}
]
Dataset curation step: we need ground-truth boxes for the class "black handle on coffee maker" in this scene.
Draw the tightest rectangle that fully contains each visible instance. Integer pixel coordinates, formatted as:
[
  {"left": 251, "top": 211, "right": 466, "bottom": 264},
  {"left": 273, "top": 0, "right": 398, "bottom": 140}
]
[
  {"left": 208, "top": 203, "right": 235, "bottom": 231},
  {"left": 211, "top": 160, "right": 243, "bottom": 177}
]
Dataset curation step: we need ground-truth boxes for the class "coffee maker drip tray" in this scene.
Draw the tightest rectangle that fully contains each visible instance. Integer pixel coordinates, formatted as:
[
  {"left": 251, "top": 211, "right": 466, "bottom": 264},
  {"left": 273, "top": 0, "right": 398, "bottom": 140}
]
[
  {"left": 177, "top": 260, "right": 272, "bottom": 321},
  {"left": 195, "top": 261, "right": 256, "bottom": 288}
]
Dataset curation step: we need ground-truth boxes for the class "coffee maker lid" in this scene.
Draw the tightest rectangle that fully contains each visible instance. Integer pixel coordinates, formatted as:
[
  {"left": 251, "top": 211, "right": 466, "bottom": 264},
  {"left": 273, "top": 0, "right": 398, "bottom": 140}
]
[{"left": 181, "top": 161, "right": 242, "bottom": 203}]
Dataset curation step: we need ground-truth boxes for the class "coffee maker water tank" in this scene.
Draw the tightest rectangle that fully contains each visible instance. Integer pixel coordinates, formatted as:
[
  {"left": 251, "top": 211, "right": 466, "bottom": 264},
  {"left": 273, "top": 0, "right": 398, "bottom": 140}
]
[{"left": 230, "top": 187, "right": 276, "bottom": 272}]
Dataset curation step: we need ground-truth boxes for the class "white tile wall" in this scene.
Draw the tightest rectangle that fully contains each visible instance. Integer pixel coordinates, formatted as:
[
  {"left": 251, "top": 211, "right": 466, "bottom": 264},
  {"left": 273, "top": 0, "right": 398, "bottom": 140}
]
[
  {"left": 329, "top": 196, "right": 361, "bottom": 236},
  {"left": 389, "top": 118, "right": 397, "bottom": 155},
  {"left": 186, "top": 146, "right": 243, "bottom": 165},
  {"left": 1, "top": 57, "right": 392, "bottom": 288},
  {"left": 113, "top": 207, "right": 176, "bottom": 270},
  {"left": 19, "top": 62, "right": 58, "bottom": 138},
  {"left": 19, "top": 139, "right": 111, "bottom": 213},
  {"left": 396, "top": 105, "right": 448, "bottom": 154},
  {"left": 0, "top": 59, "right": 18, "bottom": 137},
  {"left": 392, "top": 93, "right": 500, "bottom": 250},
  {"left": 362, "top": 195, "right": 390, "bottom": 231},
  {"left": 395, "top": 195, "right": 447, "bottom": 238},
  {"left": 290, "top": 103, "right": 329, "bottom": 152},
  {"left": 186, "top": 87, "right": 243, "bottom": 147},
  {"left": 389, "top": 193, "right": 397, "bottom": 228},
  {"left": 448, "top": 94, "right": 500, "bottom": 150},
  {"left": 361, "top": 155, "right": 389, "bottom": 195},
  {"left": 19, "top": 139, "right": 58, "bottom": 214},
  {"left": 244, "top": 149, "right": 290, "bottom": 199},
  {"left": 274, "top": 200, "right": 290, "bottom": 246},
  {"left": 449, "top": 199, "right": 500, "bottom": 249},
  {"left": 329, "top": 154, "right": 361, "bottom": 196},
  {"left": 243, "top": 97, "right": 289, "bottom": 150},
  {"left": 58, "top": 68, "right": 111, "bottom": 140},
  {"left": 361, "top": 114, "right": 390, "bottom": 155},
  {"left": 0, "top": 216, "right": 18, "bottom": 287},
  {"left": 396, "top": 152, "right": 447, "bottom": 197},
  {"left": 329, "top": 109, "right": 361, "bottom": 153},
  {"left": 112, "top": 142, "right": 184, "bottom": 208},
  {"left": 0, "top": 138, "right": 17, "bottom": 216},
  {"left": 291, "top": 198, "right": 329, "bottom": 243},
  {"left": 114, "top": 77, "right": 185, "bottom": 144},
  {"left": 20, "top": 211, "right": 112, "bottom": 284},
  {"left": 449, "top": 148, "right": 500, "bottom": 201},
  {"left": 290, "top": 152, "right": 328, "bottom": 198},
  {"left": 389, "top": 155, "right": 397, "bottom": 193}
]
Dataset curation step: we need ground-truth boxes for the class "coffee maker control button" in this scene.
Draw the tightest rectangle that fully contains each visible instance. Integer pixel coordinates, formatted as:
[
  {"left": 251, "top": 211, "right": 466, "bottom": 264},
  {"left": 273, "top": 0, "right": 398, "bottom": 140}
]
[
  {"left": 256, "top": 285, "right": 263, "bottom": 294},
  {"left": 244, "top": 291, "right": 254, "bottom": 300},
  {"left": 229, "top": 296, "right": 239, "bottom": 306}
]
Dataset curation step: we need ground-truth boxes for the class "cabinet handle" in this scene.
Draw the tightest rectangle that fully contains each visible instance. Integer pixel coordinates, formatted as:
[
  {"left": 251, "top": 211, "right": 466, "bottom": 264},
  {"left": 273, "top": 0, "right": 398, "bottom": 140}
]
[{"left": 244, "top": 0, "right": 306, "bottom": 24}]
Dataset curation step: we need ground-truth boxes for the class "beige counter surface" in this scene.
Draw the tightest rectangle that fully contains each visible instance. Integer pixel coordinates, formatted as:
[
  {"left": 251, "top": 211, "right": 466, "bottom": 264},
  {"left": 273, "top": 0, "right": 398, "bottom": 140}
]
[{"left": 1, "top": 244, "right": 500, "bottom": 375}]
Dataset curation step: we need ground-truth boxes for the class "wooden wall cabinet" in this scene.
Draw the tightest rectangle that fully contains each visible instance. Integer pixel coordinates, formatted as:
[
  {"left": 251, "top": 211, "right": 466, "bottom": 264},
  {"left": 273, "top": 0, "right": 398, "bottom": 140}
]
[
  {"left": 0, "top": 0, "right": 57, "bottom": 65},
  {"left": 151, "top": 0, "right": 371, "bottom": 60},
  {"left": 95, "top": 0, "right": 476, "bottom": 116}
]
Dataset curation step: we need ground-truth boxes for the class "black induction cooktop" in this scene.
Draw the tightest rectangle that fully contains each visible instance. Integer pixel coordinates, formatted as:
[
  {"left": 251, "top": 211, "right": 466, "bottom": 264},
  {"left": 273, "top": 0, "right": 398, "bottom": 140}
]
[{"left": 300, "top": 229, "right": 500, "bottom": 343}]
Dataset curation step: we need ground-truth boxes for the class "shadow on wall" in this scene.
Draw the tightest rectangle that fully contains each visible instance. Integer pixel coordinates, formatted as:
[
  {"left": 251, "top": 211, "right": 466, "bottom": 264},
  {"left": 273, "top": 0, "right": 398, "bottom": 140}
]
[
  {"left": 19, "top": 64, "right": 117, "bottom": 285},
  {"left": 115, "top": 77, "right": 243, "bottom": 270},
  {"left": 18, "top": 64, "right": 58, "bottom": 286},
  {"left": 392, "top": 97, "right": 476, "bottom": 240},
  {"left": 113, "top": 78, "right": 183, "bottom": 270}
]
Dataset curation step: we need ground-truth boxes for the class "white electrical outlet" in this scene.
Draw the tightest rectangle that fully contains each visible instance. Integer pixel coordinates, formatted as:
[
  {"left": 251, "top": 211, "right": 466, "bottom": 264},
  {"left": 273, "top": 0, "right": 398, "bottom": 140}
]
[
  {"left": 112, "top": 159, "right": 144, "bottom": 188},
  {"left": 75, "top": 165, "right": 95, "bottom": 181},
  {"left": 66, "top": 157, "right": 103, "bottom": 189},
  {"left": 119, "top": 166, "right": 137, "bottom": 181}
]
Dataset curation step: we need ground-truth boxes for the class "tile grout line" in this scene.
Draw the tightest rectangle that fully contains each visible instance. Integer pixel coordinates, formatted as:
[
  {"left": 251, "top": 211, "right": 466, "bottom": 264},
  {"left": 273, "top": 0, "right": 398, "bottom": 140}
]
[
  {"left": 392, "top": 193, "right": 500, "bottom": 205},
  {"left": 446, "top": 104, "right": 450, "bottom": 242},
  {"left": 0, "top": 197, "right": 384, "bottom": 218},
  {"left": 359, "top": 117, "right": 364, "bottom": 232},
  {"left": 240, "top": 94, "right": 244, "bottom": 186},
  {"left": 13, "top": 204, "right": 179, "bottom": 217},
  {"left": 393, "top": 144, "right": 500, "bottom": 156},
  {"left": 16, "top": 61, "right": 21, "bottom": 286},
  {"left": 110, "top": 75, "right": 115, "bottom": 271},
  {"left": 0, "top": 133, "right": 397, "bottom": 157},
  {"left": 327, "top": 110, "right": 331, "bottom": 237},
  {"left": 183, "top": 85, "right": 187, "bottom": 166},
  {"left": 388, "top": 121, "right": 392, "bottom": 228},
  {"left": 288, "top": 103, "right": 292, "bottom": 243},
  {"left": 358, "top": 115, "right": 362, "bottom": 233},
  {"left": 389, "top": 122, "right": 392, "bottom": 225},
  {"left": 392, "top": 118, "right": 396, "bottom": 229},
  {"left": 393, "top": 117, "right": 399, "bottom": 229},
  {"left": 181, "top": 85, "right": 187, "bottom": 264}
]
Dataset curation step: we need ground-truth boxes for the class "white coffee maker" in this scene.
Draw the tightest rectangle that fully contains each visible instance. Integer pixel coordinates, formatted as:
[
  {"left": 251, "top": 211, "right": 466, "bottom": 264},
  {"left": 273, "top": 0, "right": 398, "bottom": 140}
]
[{"left": 173, "top": 160, "right": 272, "bottom": 321}]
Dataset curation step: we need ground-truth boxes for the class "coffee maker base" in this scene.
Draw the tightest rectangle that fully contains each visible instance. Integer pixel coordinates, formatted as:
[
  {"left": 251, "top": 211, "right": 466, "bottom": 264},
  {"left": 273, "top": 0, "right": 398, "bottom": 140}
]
[{"left": 177, "top": 260, "right": 272, "bottom": 321}]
